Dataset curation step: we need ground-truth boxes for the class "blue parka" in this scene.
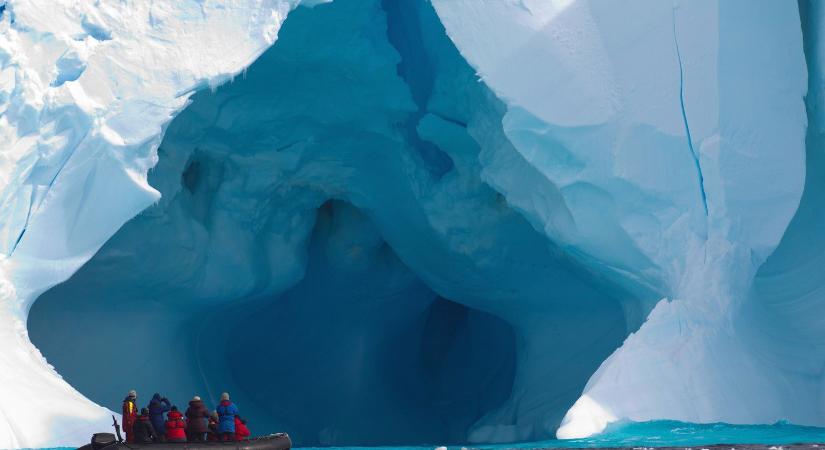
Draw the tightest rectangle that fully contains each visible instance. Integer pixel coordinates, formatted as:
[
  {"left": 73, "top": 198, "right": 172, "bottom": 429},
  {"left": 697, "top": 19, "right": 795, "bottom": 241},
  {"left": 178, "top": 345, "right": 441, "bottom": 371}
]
[
  {"left": 148, "top": 394, "right": 171, "bottom": 434},
  {"left": 216, "top": 400, "right": 239, "bottom": 433}
]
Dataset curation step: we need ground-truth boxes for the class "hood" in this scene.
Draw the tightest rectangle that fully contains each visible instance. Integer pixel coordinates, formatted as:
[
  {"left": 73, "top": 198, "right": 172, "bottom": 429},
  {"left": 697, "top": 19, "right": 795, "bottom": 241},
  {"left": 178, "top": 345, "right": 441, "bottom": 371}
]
[
  {"left": 168, "top": 411, "right": 183, "bottom": 420},
  {"left": 189, "top": 399, "right": 204, "bottom": 408},
  {"left": 220, "top": 400, "right": 232, "bottom": 407}
]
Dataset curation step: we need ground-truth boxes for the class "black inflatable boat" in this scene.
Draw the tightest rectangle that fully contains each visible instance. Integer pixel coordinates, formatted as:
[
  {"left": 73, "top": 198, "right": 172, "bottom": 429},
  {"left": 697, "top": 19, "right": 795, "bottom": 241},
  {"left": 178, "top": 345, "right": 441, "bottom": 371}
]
[
  {"left": 78, "top": 425, "right": 291, "bottom": 450},
  {"left": 78, "top": 432, "right": 291, "bottom": 450}
]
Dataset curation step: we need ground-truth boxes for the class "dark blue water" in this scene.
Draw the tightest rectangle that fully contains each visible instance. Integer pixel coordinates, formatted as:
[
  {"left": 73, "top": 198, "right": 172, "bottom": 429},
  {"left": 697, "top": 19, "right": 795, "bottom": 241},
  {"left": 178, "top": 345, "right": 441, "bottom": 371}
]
[{"left": 38, "top": 420, "right": 825, "bottom": 450}]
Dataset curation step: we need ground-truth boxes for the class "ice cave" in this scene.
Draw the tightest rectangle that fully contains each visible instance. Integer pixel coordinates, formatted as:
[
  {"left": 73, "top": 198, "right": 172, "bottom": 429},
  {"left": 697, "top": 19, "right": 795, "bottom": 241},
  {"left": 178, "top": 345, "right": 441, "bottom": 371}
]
[
  {"left": 0, "top": 0, "right": 824, "bottom": 448},
  {"left": 27, "top": 1, "right": 636, "bottom": 444}
]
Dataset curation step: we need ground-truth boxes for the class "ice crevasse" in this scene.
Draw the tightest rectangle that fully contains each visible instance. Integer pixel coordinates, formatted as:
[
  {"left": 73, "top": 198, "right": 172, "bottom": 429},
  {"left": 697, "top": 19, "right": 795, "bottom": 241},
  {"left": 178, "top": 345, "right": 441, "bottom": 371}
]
[{"left": 0, "top": 0, "right": 822, "bottom": 447}]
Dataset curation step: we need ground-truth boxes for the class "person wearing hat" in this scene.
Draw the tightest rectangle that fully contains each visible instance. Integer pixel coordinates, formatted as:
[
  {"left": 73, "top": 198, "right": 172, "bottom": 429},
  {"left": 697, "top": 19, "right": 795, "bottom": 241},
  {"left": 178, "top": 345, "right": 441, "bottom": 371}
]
[
  {"left": 121, "top": 390, "right": 138, "bottom": 443},
  {"left": 207, "top": 411, "right": 220, "bottom": 441},
  {"left": 216, "top": 392, "right": 239, "bottom": 441},
  {"left": 132, "top": 408, "right": 157, "bottom": 444},
  {"left": 147, "top": 393, "right": 171, "bottom": 441},
  {"left": 185, "top": 395, "right": 210, "bottom": 442},
  {"left": 164, "top": 405, "right": 188, "bottom": 443}
]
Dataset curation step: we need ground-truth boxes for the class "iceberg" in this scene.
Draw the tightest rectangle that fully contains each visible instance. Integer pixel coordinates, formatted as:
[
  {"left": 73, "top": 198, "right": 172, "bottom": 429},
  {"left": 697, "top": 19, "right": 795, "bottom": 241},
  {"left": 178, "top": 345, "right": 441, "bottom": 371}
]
[{"left": 0, "top": 0, "right": 820, "bottom": 447}]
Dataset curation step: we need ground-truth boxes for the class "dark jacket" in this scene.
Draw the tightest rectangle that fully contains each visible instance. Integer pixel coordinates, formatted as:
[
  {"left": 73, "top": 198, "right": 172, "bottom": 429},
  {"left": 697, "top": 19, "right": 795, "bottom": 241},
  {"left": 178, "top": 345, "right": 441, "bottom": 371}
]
[
  {"left": 234, "top": 416, "right": 250, "bottom": 441},
  {"left": 148, "top": 394, "right": 171, "bottom": 434},
  {"left": 216, "top": 400, "right": 238, "bottom": 433},
  {"left": 208, "top": 418, "right": 220, "bottom": 441},
  {"left": 185, "top": 400, "right": 210, "bottom": 433},
  {"left": 165, "top": 410, "right": 187, "bottom": 441},
  {"left": 132, "top": 415, "right": 156, "bottom": 444}
]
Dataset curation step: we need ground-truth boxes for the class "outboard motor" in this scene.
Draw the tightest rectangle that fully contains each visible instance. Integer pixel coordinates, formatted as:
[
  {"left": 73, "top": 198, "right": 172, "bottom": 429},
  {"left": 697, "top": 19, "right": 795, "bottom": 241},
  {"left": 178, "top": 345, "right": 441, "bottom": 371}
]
[{"left": 91, "top": 433, "right": 117, "bottom": 450}]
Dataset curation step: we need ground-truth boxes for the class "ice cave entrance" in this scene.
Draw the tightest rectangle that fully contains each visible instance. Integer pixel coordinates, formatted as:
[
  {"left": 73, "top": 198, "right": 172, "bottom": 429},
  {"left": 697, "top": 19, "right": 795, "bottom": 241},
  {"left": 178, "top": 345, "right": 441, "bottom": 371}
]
[{"left": 28, "top": 0, "right": 641, "bottom": 445}]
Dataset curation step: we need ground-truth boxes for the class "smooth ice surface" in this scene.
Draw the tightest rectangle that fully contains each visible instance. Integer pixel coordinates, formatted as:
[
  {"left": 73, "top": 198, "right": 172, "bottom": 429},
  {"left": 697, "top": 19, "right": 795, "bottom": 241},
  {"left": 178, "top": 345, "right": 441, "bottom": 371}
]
[{"left": 0, "top": 0, "right": 820, "bottom": 448}]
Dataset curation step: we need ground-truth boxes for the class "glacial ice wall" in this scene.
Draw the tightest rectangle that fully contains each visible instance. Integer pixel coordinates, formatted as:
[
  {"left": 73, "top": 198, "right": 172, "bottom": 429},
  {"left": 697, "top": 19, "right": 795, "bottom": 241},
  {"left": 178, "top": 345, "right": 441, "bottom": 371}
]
[
  {"left": 0, "top": 0, "right": 820, "bottom": 447},
  {"left": 432, "top": 0, "right": 810, "bottom": 439}
]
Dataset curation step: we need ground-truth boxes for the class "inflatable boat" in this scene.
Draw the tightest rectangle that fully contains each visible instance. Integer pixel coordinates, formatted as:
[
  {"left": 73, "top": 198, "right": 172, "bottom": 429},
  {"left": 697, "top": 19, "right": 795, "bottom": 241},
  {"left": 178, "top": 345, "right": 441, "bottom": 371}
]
[
  {"left": 78, "top": 427, "right": 291, "bottom": 450},
  {"left": 78, "top": 432, "right": 291, "bottom": 450}
]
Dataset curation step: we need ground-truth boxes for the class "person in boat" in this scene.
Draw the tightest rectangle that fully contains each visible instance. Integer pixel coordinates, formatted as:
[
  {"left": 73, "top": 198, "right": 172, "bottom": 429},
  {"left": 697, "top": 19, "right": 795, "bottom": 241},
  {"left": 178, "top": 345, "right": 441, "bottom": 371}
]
[
  {"left": 216, "top": 392, "right": 239, "bottom": 441},
  {"left": 148, "top": 393, "right": 171, "bottom": 441},
  {"left": 165, "top": 405, "right": 188, "bottom": 443},
  {"left": 133, "top": 408, "right": 158, "bottom": 444},
  {"left": 185, "top": 395, "right": 210, "bottom": 442},
  {"left": 207, "top": 411, "right": 220, "bottom": 441},
  {"left": 234, "top": 415, "right": 251, "bottom": 441},
  {"left": 122, "top": 390, "right": 138, "bottom": 443}
]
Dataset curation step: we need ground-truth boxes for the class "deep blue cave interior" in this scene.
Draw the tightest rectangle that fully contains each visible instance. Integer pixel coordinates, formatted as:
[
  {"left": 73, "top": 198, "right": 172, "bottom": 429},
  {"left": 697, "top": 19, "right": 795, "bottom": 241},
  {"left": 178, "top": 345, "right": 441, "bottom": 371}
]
[{"left": 28, "top": 0, "right": 638, "bottom": 445}]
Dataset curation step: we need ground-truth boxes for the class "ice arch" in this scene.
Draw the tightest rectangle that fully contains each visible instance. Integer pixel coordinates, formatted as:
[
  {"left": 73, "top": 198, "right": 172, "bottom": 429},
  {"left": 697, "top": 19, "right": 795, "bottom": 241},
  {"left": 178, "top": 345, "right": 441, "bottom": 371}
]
[{"left": 29, "top": 0, "right": 641, "bottom": 445}]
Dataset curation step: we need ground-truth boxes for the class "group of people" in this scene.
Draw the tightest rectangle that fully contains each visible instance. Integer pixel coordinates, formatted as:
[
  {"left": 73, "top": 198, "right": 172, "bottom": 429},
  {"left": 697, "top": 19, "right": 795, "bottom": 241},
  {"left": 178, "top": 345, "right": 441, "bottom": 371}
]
[{"left": 121, "top": 390, "right": 251, "bottom": 444}]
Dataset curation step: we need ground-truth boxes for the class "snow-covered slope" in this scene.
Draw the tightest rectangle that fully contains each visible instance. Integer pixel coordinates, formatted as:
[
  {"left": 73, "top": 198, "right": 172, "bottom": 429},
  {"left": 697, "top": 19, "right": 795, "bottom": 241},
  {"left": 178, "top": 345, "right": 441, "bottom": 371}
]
[{"left": 0, "top": 0, "right": 819, "bottom": 447}]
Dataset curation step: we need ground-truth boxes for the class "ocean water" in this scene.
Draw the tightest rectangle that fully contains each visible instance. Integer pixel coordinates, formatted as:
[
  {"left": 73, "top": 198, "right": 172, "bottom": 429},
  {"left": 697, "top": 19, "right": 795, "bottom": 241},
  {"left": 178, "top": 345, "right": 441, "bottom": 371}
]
[
  {"left": 39, "top": 420, "right": 825, "bottom": 450},
  {"left": 505, "top": 420, "right": 825, "bottom": 447},
  {"left": 302, "top": 421, "right": 825, "bottom": 450}
]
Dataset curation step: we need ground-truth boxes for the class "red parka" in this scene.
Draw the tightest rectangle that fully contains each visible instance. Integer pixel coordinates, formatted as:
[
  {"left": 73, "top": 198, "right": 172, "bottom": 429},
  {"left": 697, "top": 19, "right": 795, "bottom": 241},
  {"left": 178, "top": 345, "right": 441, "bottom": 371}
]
[
  {"left": 234, "top": 417, "right": 250, "bottom": 441},
  {"left": 122, "top": 397, "right": 138, "bottom": 442},
  {"left": 165, "top": 410, "right": 187, "bottom": 441}
]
